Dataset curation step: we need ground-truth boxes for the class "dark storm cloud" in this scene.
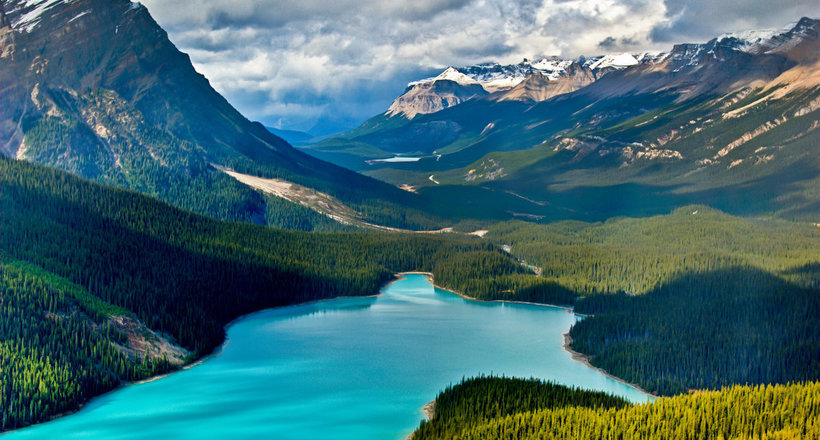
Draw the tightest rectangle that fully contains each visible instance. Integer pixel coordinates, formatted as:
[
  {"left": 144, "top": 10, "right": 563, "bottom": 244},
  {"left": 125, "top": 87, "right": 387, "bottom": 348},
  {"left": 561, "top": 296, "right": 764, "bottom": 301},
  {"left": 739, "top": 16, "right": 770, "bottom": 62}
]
[
  {"left": 598, "top": 36, "right": 617, "bottom": 48},
  {"left": 599, "top": 35, "right": 641, "bottom": 50},
  {"left": 650, "top": 0, "right": 817, "bottom": 42}
]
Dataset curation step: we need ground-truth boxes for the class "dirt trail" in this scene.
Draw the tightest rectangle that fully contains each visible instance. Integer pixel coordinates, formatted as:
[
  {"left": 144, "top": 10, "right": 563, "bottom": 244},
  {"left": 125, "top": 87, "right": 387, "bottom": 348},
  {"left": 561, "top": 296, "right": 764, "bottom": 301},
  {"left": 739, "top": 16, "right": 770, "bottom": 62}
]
[{"left": 215, "top": 165, "right": 457, "bottom": 234}]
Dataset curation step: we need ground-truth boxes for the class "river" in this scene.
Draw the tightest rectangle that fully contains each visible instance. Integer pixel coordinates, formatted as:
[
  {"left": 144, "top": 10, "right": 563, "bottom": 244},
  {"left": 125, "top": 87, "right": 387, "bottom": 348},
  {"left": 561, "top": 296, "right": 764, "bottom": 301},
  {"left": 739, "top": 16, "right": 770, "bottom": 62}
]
[{"left": 5, "top": 274, "right": 650, "bottom": 440}]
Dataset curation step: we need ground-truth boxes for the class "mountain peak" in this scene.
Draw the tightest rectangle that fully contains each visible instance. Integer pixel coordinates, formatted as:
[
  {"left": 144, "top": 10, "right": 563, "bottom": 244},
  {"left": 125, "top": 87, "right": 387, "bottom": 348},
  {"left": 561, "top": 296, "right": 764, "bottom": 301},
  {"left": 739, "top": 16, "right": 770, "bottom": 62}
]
[
  {"left": 586, "top": 53, "right": 639, "bottom": 70},
  {"left": 430, "top": 66, "right": 479, "bottom": 86}
]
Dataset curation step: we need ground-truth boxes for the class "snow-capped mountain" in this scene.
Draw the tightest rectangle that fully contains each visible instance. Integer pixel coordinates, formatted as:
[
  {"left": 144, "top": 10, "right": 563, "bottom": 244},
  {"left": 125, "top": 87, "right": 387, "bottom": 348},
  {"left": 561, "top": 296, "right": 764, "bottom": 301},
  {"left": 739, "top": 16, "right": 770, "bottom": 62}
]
[
  {"left": 407, "top": 52, "right": 658, "bottom": 91},
  {"left": 493, "top": 61, "right": 597, "bottom": 103},
  {"left": 386, "top": 75, "right": 487, "bottom": 118},
  {"left": 386, "top": 18, "right": 818, "bottom": 118},
  {"left": 661, "top": 17, "right": 817, "bottom": 70},
  {"left": 407, "top": 55, "right": 638, "bottom": 93},
  {"left": 389, "top": 53, "right": 663, "bottom": 117}
]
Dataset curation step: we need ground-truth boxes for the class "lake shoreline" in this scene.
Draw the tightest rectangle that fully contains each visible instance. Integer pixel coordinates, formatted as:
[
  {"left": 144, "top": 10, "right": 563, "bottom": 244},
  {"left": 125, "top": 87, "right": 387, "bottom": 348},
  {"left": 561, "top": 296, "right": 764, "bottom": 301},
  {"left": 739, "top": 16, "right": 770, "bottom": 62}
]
[
  {"left": 396, "top": 271, "right": 578, "bottom": 313},
  {"left": 562, "top": 334, "right": 658, "bottom": 399},
  {"left": 398, "top": 271, "right": 653, "bottom": 401},
  {"left": 6, "top": 291, "right": 385, "bottom": 436},
  {"left": 11, "top": 272, "right": 648, "bottom": 437}
]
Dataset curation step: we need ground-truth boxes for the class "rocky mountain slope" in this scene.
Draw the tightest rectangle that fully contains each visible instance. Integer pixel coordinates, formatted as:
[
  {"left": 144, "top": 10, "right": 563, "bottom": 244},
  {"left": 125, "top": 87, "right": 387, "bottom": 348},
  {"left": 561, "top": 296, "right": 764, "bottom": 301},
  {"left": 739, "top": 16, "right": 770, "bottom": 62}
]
[
  {"left": 385, "top": 54, "right": 644, "bottom": 119},
  {"left": 0, "top": 0, "right": 440, "bottom": 229},
  {"left": 386, "top": 68, "right": 489, "bottom": 118},
  {"left": 493, "top": 62, "right": 598, "bottom": 102}
]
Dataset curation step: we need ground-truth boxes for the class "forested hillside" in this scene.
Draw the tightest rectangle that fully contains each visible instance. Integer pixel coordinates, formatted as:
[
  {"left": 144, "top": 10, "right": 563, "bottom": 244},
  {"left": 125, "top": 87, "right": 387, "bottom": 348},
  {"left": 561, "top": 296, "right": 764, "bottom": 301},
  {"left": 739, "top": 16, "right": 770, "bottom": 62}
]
[
  {"left": 0, "top": 261, "right": 169, "bottom": 429},
  {"left": 484, "top": 208, "right": 820, "bottom": 395},
  {"left": 414, "top": 377, "right": 820, "bottom": 440},
  {"left": 570, "top": 268, "right": 820, "bottom": 395},
  {"left": 488, "top": 206, "right": 819, "bottom": 295},
  {"left": 0, "top": 156, "right": 537, "bottom": 431}
]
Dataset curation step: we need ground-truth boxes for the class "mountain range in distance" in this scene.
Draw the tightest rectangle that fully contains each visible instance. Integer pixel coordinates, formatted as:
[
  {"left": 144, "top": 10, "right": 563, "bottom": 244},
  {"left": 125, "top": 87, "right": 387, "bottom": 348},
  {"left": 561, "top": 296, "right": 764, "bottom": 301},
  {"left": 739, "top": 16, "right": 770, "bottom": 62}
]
[
  {"left": 1, "top": 0, "right": 817, "bottom": 229},
  {"left": 387, "top": 52, "right": 651, "bottom": 118},
  {"left": 301, "top": 17, "right": 819, "bottom": 222},
  {"left": 0, "top": 0, "right": 818, "bottom": 437}
]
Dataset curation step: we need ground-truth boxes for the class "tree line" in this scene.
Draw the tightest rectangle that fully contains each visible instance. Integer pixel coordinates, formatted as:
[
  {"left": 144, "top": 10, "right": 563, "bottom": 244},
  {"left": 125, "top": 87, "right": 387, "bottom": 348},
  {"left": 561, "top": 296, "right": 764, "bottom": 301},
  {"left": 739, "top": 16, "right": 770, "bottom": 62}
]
[{"left": 414, "top": 376, "right": 820, "bottom": 440}]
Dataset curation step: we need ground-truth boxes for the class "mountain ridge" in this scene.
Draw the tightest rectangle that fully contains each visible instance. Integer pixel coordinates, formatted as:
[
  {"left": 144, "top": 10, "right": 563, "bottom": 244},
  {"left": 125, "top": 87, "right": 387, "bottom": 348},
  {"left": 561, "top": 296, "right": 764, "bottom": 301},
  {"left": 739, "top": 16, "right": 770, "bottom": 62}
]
[
  {"left": 302, "top": 17, "right": 819, "bottom": 222},
  {"left": 380, "top": 18, "right": 816, "bottom": 119}
]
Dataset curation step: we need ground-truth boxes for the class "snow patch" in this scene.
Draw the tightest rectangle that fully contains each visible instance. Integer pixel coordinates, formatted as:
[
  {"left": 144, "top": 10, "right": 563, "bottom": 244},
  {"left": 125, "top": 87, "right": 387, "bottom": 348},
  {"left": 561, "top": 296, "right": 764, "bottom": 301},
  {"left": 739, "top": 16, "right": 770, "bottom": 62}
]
[
  {"left": 587, "top": 53, "right": 639, "bottom": 70},
  {"left": 67, "top": 10, "right": 90, "bottom": 23},
  {"left": 407, "top": 59, "right": 571, "bottom": 91},
  {"left": 8, "top": 0, "right": 77, "bottom": 33},
  {"left": 409, "top": 67, "right": 479, "bottom": 87},
  {"left": 406, "top": 53, "right": 649, "bottom": 92},
  {"left": 715, "top": 28, "right": 781, "bottom": 53}
]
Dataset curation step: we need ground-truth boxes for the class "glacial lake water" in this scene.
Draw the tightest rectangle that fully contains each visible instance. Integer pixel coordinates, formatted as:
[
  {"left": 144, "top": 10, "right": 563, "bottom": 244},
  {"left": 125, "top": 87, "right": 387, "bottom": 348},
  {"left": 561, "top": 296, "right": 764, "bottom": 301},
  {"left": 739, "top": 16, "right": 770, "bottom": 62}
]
[{"left": 5, "top": 274, "right": 650, "bottom": 440}]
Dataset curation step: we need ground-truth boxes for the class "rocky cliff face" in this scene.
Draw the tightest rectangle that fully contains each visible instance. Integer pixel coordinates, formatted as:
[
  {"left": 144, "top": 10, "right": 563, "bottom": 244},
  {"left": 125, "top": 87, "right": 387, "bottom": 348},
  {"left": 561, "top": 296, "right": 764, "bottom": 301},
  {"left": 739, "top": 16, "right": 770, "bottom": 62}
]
[
  {"left": 0, "top": 0, "right": 294, "bottom": 161},
  {"left": 386, "top": 77, "right": 489, "bottom": 119},
  {"left": 493, "top": 62, "right": 597, "bottom": 102}
]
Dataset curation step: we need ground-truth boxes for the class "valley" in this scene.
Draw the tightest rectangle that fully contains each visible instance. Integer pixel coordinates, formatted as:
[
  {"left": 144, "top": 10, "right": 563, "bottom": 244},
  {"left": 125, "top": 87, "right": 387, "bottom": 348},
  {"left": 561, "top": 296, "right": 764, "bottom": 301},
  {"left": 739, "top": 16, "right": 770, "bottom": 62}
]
[{"left": 0, "top": 0, "right": 818, "bottom": 438}]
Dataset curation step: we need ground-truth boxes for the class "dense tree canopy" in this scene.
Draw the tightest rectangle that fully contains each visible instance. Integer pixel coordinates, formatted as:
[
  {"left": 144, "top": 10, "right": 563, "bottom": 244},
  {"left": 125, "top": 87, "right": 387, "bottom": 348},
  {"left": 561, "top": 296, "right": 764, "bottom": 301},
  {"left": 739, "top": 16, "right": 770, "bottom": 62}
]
[{"left": 415, "top": 377, "right": 820, "bottom": 440}]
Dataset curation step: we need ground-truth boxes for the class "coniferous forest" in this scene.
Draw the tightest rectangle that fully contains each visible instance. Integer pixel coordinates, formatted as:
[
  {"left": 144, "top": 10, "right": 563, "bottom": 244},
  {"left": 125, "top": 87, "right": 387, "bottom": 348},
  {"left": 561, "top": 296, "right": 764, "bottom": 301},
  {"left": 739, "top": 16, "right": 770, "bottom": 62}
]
[
  {"left": 569, "top": 268, "right": 820, "bottom": 396},
  {"left": 0, "top": 156, "right": 532, "bottom": 430},
  {"left": 4, "top": 154, "right": 820, "bottom": 433},
  {"left": 414, "top": 377, "right": 820, "bottom": 440},
  {"left": 484, "top": 210, "right": 820, "bottom": 396}
]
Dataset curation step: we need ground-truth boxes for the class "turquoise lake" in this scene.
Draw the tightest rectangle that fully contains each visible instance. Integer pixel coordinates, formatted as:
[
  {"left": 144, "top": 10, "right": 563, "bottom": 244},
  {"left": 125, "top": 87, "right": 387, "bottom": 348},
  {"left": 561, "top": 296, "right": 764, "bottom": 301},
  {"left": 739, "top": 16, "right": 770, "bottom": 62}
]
[{"left": 5, "top": 274, "right": 650, "bottom": 439}]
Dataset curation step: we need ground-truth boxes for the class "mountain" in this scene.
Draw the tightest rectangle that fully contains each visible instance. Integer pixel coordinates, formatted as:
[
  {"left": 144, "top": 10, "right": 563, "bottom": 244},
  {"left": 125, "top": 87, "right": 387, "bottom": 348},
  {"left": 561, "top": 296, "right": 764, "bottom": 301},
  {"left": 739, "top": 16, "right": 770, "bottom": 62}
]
[
  {"left": 0, "top": 0, "right": 441, "bottom": 229},
  {"left": 386, "top": 68, "right": 490, "bottom": 118},
  {"left": 493, "top": 62, "right": 597, "bottom": 102},
  {"left": 264, "top": 126, "right": 316, "bottom": 146},
  {"left": 302, "top": 18, "right": 819, "bottom": 222},
  {"left": 384, "top": 55, "right": 645, "bottom": 119}
]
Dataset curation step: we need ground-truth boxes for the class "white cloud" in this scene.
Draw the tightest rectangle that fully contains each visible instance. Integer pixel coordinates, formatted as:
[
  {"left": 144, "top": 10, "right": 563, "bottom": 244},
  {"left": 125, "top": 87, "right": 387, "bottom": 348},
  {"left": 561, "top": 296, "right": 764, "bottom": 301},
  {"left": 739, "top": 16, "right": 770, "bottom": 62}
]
[{"left": 139, "top": 0, "right": 815, "bottom": 135}]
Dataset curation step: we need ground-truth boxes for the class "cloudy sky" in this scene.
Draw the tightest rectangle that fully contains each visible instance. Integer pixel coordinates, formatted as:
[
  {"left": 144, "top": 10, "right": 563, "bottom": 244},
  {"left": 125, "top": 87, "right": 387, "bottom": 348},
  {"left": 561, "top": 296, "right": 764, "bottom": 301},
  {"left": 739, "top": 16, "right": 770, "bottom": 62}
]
[{"left": 141, "top": 0, "right": 817, "bottom": 136}]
